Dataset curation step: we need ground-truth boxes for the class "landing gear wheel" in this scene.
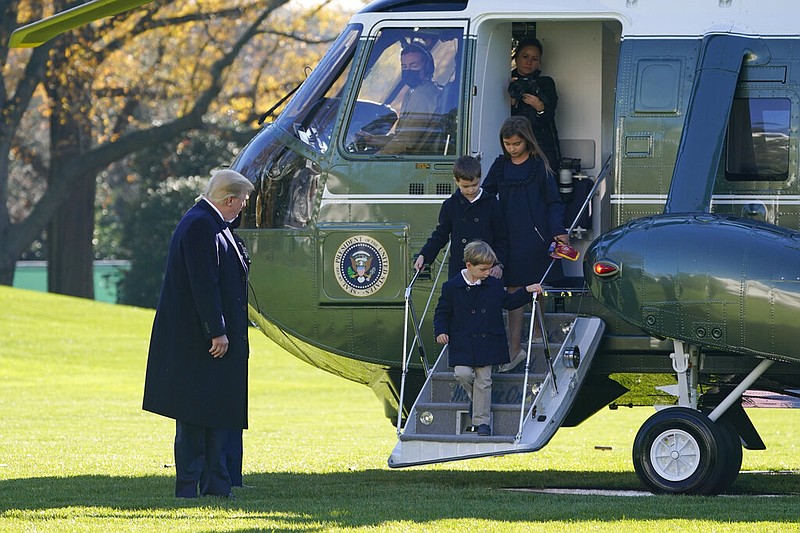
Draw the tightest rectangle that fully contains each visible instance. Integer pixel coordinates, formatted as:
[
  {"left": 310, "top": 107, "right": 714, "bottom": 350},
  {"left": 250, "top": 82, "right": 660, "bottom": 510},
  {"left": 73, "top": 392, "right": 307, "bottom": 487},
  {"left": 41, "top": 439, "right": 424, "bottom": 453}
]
[
  {"left": 714, "top": 419, "right": 743, "bottom": 493},
  {"left": 633, "top": 407, "right": 733, "bottom": 495}
]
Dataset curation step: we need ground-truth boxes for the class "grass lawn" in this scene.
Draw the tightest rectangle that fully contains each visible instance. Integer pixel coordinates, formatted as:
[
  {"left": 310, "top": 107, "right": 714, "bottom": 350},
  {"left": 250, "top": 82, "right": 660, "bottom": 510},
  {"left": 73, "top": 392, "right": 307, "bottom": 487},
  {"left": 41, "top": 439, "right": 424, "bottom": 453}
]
[{"left": 1, "top": 285, "right": 799, "bottom": 532}]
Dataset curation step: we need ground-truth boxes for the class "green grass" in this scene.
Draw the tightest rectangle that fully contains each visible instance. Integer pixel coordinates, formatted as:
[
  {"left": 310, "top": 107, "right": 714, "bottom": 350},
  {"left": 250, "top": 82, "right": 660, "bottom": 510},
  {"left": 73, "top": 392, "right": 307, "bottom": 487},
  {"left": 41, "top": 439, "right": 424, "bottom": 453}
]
[{"left": 1, "top": 285, "right": 799, "bottom": 532}]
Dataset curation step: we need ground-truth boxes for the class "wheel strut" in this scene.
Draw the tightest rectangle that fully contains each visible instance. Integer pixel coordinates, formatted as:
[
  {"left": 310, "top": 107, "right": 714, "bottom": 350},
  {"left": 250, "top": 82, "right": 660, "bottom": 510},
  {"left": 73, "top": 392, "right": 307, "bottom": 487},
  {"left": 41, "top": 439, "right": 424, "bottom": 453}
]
[{"left": 707, "top": 358, "right": 774, "bottom": 422}]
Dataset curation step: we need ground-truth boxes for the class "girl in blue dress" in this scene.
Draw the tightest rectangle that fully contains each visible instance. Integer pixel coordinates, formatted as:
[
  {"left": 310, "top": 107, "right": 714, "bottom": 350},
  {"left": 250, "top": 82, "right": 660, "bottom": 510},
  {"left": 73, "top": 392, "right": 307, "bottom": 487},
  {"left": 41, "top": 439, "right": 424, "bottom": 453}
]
[{"left": 482, "top": 116, "right": 568, "bottom": 365}]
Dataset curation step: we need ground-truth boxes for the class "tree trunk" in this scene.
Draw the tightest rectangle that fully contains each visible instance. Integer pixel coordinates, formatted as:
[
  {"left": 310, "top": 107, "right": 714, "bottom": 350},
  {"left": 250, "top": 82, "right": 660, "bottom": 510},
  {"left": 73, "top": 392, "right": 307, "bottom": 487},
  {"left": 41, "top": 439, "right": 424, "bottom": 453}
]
[
  {"left": 45, "top": 35, "right": 95, "bottom": 299},
  {"left": 46, "top": 171, "right": 95, "bottom": 298},
  {"left": 0, "top": 255, "right": 15, "bottom": 286},
  {"left": 0, "top": 2, "right": 292, "bottom": 297}
]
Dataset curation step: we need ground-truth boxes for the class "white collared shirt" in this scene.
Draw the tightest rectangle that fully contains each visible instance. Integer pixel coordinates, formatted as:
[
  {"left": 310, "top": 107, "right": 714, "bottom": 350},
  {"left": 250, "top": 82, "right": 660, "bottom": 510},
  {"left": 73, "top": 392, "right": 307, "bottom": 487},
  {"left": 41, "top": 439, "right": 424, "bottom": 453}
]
[
  {"left": 460, "top": 269, "right": 481, "bottom": 286},
  {"left": 467, "top": 188, "right": 483, "bottom": 203},
  {"left": 202, "top": 198, "right": 248, "bottom": 273}
]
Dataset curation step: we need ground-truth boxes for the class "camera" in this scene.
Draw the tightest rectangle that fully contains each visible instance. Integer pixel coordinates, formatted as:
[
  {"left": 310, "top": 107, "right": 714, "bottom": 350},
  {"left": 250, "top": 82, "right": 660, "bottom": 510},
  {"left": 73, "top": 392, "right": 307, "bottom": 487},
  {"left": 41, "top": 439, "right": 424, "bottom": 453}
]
[
  {"left": 508, "top": 72, "right": 548, "bottom": 105},
  {"left": 508, "top": 75, "right": 541, "bottom": 101}
]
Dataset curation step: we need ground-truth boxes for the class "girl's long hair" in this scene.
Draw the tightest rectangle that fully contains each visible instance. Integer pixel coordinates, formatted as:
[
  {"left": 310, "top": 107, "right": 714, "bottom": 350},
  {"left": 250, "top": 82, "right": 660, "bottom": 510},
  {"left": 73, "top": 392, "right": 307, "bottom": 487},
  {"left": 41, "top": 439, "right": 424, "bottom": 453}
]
[{"left": 498, "top": 115, "right": 553, "bottom": 175}]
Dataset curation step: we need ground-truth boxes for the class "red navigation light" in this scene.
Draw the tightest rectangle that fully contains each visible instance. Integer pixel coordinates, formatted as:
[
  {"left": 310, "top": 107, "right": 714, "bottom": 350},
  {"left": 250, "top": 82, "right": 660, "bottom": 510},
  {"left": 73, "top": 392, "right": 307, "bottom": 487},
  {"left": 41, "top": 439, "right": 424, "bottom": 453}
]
[{"left": 593, "top": 260, "right": 620, "bottom": 278}]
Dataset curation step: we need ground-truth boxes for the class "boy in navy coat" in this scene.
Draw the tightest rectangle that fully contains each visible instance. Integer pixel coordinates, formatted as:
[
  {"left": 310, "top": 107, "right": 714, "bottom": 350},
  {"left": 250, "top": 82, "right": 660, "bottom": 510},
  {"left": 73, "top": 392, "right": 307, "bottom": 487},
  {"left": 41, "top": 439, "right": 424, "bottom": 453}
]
[
  {"left": 414, "top": 155, "right": 507, "bottom": 280},
  {"left": 433, "top": 240, "right": 541, "bottom": 436}
]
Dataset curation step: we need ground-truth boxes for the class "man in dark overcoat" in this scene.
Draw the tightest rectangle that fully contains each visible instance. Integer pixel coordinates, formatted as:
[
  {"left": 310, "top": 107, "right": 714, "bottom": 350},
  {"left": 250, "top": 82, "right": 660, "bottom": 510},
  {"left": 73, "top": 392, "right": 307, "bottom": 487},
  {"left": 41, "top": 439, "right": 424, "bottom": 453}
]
[{"left": 143, "top": 169, "right": 254, "bottom": 498}]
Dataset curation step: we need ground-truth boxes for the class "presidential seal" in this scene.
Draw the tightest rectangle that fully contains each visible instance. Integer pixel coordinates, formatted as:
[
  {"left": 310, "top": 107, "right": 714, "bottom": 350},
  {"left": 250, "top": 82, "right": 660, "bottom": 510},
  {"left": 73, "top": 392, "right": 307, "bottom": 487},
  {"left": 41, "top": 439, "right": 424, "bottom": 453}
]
[{"left": 333, "top": 235, "right": 390, "bottom": 297}]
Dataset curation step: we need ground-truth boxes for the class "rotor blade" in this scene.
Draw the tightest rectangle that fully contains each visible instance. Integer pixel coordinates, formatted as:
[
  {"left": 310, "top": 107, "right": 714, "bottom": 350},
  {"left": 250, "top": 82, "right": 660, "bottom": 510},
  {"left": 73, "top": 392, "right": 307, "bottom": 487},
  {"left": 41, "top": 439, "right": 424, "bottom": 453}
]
[{"left": 9, "top": 0, "right": 155, "bottom": 48}]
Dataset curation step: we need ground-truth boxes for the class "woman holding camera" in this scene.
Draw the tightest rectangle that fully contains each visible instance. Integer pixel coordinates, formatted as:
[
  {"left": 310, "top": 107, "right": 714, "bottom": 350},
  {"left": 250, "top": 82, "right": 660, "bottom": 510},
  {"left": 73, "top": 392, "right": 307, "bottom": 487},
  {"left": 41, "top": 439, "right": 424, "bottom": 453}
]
[{"left": 509, "top": 37, "right": 561, "bottom": 172}]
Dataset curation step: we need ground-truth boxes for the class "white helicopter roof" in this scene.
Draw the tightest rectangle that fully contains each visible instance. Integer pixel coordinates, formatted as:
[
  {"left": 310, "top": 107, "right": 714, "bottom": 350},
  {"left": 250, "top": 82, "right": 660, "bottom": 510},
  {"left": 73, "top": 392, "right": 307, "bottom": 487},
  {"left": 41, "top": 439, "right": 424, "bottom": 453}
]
[{"left": 354, "top": 0, "right": 800, "bottom": 39}]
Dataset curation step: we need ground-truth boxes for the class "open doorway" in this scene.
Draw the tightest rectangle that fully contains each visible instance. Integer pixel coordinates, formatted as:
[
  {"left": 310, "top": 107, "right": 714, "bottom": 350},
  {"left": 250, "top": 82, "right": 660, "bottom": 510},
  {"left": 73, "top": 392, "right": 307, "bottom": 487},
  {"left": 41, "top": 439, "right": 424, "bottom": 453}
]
[{"left": 471, "top": 17, "right": 622, "bottom": 276}]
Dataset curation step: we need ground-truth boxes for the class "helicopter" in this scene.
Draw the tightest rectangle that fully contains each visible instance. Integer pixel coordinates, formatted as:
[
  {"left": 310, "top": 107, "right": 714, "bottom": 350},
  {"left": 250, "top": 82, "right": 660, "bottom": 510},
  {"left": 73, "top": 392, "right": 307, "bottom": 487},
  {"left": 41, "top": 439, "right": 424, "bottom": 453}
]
[{"left": 12, "top": 0, "right": 800, "bottom": 495}]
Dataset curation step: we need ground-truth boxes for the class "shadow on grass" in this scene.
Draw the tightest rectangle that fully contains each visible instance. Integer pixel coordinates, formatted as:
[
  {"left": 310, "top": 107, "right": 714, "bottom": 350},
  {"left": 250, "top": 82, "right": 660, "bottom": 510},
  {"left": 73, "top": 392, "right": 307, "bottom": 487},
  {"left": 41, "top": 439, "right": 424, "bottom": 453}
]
[{"left": 1, "top": 469, "right": 799, "bottom": 528}]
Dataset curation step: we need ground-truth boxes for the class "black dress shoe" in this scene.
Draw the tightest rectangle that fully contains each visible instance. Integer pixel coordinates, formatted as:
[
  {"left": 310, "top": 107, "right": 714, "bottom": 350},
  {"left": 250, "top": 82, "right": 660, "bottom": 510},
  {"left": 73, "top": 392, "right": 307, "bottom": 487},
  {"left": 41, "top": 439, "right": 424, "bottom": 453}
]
[
  {"left": 477, "top": 424, "right": 491, "bottom": 436},
  {"left": 201, "top": 492, "right": 235, "bottom": 499}
]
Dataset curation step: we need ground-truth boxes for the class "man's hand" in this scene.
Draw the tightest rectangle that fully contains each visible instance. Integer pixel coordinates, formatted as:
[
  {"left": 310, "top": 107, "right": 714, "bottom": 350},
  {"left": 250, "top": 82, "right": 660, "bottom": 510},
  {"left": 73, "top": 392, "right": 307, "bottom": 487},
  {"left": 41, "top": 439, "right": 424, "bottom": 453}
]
[{"left": 210, "top": 335, "right": 229, "bottom": 358}]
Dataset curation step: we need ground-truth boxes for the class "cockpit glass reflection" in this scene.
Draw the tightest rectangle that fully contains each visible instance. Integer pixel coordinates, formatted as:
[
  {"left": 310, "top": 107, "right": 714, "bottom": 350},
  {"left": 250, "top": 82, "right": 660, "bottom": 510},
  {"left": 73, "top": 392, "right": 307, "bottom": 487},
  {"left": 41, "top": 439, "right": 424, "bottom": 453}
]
[{"left": 276, "top": 24, "right": 362, "bottom": 154}]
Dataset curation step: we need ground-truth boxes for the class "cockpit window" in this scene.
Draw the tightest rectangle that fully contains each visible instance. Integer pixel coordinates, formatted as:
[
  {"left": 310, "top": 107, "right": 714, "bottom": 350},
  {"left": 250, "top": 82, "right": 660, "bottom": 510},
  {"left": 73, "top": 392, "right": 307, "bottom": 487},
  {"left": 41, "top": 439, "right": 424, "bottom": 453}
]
[
  {"left": 275, "top": 24, "right": 362, "bottom": 154},
  {"left": 343, "top": 26, "right": 463, "bottom": 157},
  {"left": 726, "top": 98, "right": 790, "bottom": 181}
]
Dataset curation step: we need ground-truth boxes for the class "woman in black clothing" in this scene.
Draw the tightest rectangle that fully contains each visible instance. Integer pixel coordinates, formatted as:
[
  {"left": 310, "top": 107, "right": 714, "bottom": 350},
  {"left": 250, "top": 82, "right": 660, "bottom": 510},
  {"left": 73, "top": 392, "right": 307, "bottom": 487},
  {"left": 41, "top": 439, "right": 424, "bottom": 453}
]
[{"left": 508, "top": 37, "right": 561, "bottom": 172}]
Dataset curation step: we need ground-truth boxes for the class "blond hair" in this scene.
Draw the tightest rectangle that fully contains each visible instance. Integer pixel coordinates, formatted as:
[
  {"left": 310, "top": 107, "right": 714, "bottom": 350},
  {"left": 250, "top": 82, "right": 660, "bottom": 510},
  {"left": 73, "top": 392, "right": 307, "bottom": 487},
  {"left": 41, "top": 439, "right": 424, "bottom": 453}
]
[
  {"left": 202, "top": 169, "right": 254, "bottom": 203},
  {"left": 463, "top": 240, "right": 497, "bottom": 266}
]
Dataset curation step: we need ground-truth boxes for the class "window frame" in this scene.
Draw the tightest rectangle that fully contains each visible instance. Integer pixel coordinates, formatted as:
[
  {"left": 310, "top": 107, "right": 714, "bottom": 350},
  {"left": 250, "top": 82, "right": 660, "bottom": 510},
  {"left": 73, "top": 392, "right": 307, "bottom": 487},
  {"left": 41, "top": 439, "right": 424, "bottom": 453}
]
[{"left": 724, "top": 96, "right": 792, "bottom": 183}]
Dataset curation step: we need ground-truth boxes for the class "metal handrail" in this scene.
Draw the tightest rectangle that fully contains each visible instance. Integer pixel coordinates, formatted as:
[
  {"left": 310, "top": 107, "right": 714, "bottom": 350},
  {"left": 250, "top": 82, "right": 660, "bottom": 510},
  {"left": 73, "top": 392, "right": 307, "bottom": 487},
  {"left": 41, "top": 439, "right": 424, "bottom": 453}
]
[
  {"left": 539, "top": 155, "right": 612, "bottom": 283},
  {"left": 514, "top": 155, "right": 613, "bottom": 441},
  {"left": 418, "top": 243, "right": 450, "bottom": 335},
  {"left": 515, "top": 291, "right": 539, "bottom": 440},
  {"left": 397, "top": 267, "right": 422, "bottom": 434},
  {"left": 396, "top": 243, "right": 451, "bottom": 435}
]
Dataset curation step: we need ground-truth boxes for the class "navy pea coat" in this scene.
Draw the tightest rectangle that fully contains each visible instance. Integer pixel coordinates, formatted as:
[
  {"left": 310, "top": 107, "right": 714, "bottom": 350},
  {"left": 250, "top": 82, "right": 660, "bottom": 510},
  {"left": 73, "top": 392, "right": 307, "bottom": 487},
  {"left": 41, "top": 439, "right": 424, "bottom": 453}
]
[
  {"left": 434, "top": 274, "right": 532, "bottom": 367},
  {"left": 418, "top": 189, "right": 508, "bottom": 280},
  {"left": 483, "top": 155, "right": 566, "bottom": 286},
  {"left": 143, "top": 199, "right": 249, "bottom": 430}
]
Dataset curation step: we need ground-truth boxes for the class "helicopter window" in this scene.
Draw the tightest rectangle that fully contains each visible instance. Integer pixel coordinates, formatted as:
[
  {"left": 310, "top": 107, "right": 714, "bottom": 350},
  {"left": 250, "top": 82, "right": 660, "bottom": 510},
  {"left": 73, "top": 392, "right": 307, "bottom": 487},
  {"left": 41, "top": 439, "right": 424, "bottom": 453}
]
[
  {"left": 275, "top": 24, "right": 362, "bottom": 154},
  {"left": 343, "top": 27, "right": 462, "bottom": 156},
  {"left": 725, "top": 98, "right": 790, "bottom": 182},
  {"left": 634, "top": 60, "right": 682, "bottom": 114}
]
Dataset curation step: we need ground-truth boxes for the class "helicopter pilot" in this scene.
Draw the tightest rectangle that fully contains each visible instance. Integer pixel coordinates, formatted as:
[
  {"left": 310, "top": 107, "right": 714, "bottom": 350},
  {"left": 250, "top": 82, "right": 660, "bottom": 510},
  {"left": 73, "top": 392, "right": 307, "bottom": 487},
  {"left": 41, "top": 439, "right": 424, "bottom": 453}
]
[{"left": 356, "top": 42, "right": 442, "bottom": 155}]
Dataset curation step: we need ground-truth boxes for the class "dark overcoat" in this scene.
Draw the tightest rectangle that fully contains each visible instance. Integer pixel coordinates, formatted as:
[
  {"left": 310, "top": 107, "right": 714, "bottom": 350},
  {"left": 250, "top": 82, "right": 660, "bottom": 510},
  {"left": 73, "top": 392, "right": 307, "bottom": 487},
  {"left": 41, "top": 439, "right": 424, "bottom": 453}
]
[
  {"left": 143, "top": 200, "right": 249, "bottom": 430},
  {"left": 418, "top": 189, "right": 508, "bottom": 279},
  {"left": 483, "top": 155, "right": 566, "bottom": 286},
  {"left": 434, "top": 274, "right": 531, "bottom": 367}
]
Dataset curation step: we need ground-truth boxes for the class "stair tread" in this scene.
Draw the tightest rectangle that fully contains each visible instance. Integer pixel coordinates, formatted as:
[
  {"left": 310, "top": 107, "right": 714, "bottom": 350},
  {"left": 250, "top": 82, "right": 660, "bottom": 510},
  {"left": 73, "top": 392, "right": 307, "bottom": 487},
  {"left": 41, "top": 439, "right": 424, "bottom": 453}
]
[
  {"left": 414, "top": 401, "right": 533, "bottom": 411},
  {"left": 399, "top": 433, "right": 517, "bottom": 443},
  {"left": 430, "top": 371, "right": 548, "bottom": 379},
  {"left": 391, "top": 315, "right": 607, "bottom": 467}
]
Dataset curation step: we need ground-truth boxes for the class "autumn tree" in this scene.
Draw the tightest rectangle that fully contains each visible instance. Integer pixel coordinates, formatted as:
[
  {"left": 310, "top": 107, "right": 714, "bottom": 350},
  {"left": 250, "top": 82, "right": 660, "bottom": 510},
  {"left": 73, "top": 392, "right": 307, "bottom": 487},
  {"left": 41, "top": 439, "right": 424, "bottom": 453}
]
[{"left": 1, "top": 0, "right": 347, "bottom": 296}]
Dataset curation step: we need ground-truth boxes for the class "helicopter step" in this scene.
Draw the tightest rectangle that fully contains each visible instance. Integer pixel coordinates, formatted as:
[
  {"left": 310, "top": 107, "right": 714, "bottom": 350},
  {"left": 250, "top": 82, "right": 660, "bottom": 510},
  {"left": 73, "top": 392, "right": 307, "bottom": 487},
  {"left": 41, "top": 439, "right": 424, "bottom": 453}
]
[{"left": 388, "top": 315, "right": 605, "bottom": 468}]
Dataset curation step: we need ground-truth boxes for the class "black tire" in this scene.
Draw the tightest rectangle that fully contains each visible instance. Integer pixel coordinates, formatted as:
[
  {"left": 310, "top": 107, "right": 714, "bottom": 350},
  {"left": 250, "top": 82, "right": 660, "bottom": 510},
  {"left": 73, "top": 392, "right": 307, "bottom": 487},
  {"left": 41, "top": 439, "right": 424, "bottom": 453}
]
[
  {"left": 632, "top": 407, "right": 731, "bottom": 495},
  {"left": 713, "top": 419, "right": 743, "bottom": 493}
]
